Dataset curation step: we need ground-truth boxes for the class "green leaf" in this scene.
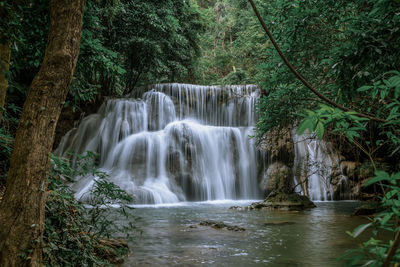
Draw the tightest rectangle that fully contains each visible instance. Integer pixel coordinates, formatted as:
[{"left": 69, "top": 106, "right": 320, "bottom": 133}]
[
  {"left": 381, "top": 214, "right": 392, "bottom": 225},
  {"left": 364, "top": 171, "right": 391, "bottom": 187},
  {"left": 297, "top": 118, "right": 315, "bottom": 135},
  {"left": 315, "top": 121, "right": 324, "bottom": 139},
  {"left": 351, "top": 223, "right": 372, "bottom": 238},
  {"left": 357, "top": 85, "right": 372, "bottom": 92}
]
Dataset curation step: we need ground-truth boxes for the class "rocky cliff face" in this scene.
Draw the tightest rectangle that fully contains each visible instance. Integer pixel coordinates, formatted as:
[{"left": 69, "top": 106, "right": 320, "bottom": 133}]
[{"left": 257, "top": 127, "right": 364, "bottom": 201}]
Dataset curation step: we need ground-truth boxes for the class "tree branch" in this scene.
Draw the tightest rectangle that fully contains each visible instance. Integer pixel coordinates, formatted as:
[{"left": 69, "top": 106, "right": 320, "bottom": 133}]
[
  {"left": 247, "top": 0, "right": 386, "bottom": 123},
  {"left": 383, "top": 230, "right": 400, "bottom": 267}
]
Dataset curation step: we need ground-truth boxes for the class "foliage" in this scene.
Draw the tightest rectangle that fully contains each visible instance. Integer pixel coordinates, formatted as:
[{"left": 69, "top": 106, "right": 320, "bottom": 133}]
[
  {"left": 222, "top": 68, "right": 249, "bottom": 85},
  {"left": 297, "top": 72, "right": 400, "bottom": 161},
  {"left": 297, "top": 72, "right": 400, "bottom": 265},
  {"left": 44, "top": 153, "right": 139, "bottom": 266},
  {"left": 2, "top": 0, "right": 202, "bottom": 112},
  {"left": 256, "top": 83, "right": 308, "bottom": 138},
  {"left": 339, "top": 171, "right": 400, "bottom": 266},
  {"left": 193, "top": 0, "right": 268, "bottom": 85},
  {"left": 297, "top": 105, "right": 369, "bottom": 141},
  {"left": 254, "top": 0, "right": 400, "bottom": 139},
  {"left": 109, "top": 0, "right": 202, "bottom": 89},
  {"left": 0, "top": 103, "right": 20, "bottom": 182}
]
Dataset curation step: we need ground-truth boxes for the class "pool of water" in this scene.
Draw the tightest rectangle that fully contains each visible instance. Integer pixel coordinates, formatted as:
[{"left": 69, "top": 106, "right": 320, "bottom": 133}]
[{"left": 119, "top": 200, "right": 368, "bottom": 266}]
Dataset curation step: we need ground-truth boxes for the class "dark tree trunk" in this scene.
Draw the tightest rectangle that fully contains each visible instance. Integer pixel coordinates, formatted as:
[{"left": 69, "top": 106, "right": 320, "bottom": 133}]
[
  {"left": 0, "top": 0, "right": 85, "bottom": 266},
  {"left": 0, "top": 5, "right": 11, "bottom": 120},
  {"left": 0, "top": 39, "right": 10, "bottom": 120}
]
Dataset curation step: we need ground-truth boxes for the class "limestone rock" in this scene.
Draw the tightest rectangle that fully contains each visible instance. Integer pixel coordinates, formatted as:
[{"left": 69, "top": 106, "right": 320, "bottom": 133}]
[
  {"left": 340, "top": 161, "right": 359, "bottom": 179},
  {"left": 257, "top": 127, "right": 294, "bottom": 166},
  {"left": 230, "top": 192, "right": 316, "bottom": 211},
  {"left": 260, "top": 162, "right": 292, "bottom": 194},
  {"left": 199, "top": 221, "right": 245, "bottom": 231}
]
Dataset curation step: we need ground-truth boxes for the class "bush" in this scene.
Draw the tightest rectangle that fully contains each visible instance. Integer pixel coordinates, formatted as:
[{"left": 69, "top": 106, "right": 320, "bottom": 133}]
[
  {"left": 43, "top": 153, "right": 139, "bottom": 266},
  {"left": 340, "top": 171, "right": 400, "bottom": 266}
]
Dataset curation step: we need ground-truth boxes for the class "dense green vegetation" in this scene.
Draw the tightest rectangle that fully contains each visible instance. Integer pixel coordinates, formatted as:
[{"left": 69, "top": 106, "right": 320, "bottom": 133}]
[
  {"left": 0, "top": 0, "right": 202, "bottom": 179},
  {"left": 192, "top": 0, "right": 400, "bottom": 168},
  {"left": 44, "top": 153, "right": 137, "bottom": 266},
  {"left": 297, "top": 74, "right": 400, "bottom": 265},
  {"left": 253, "top": 0, "right": 400, "bottom": 140},
  {"left": 0, "top": 0, "right": 201, "bottom": 114},
  {"left": 0, "top": 0, "right": 399, "bottom": 265}
]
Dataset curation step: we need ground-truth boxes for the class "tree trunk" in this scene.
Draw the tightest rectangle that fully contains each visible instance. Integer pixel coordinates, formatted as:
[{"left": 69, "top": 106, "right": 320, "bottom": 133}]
[
  {"left": 0, "top": 0, "right": 84, "bottom": 266},
  {"left": 0, "top": 40, "right": 10, "bottom": 120},
  {"left": 0, "top": 5, "right": 11, "bottom": 120}
]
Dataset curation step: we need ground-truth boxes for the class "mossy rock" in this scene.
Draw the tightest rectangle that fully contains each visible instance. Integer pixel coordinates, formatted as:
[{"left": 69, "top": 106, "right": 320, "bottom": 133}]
[
  {"left": 352, "top": 203, "right": 380, "bottom": 216},
  {"left": 264, "top": 192, "right": 316, "bottom": 211},
  {"left": 230, "top": 192, "right": 316, "bottom": 211},
  {"left": 199, "top": 220, "right": 245, "bottom": 231}
]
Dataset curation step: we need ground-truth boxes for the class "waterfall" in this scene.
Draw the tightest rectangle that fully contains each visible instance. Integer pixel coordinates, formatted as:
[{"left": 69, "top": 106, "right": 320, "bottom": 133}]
[
  {"left": 292, "top": 131, "right": 349, "bottom": 201},
  {"left": 55, "top": 83, "right": 263, "bottom": 204}
]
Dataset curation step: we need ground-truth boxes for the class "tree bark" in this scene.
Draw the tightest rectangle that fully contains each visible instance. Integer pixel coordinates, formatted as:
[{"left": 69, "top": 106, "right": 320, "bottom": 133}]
[
  {"left": 0, "top": 0, "right": 84, "bottom": 266},
  {"left": 0, "top": 39, "right": 10, "bottom": 120},
  {"left": 0, "top": 4, "right": 11, "bottom": 120}
]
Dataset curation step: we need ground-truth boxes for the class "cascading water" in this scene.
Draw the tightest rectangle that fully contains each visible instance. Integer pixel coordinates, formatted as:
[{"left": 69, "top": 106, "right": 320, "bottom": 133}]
[
  {"left": 292, "top": 131, "right": 349, "bottom": 201},
  {"left": 55, "top": 84, "right": 263, "bottom": 204}
]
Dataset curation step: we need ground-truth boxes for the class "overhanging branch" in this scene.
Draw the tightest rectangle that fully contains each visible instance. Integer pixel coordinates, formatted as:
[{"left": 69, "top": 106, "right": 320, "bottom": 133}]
[{"left": 248, "top": 0, "right": 386, "bottom": 123}]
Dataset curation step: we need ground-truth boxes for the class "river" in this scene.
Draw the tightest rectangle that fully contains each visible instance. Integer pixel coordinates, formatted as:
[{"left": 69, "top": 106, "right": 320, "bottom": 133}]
[{"left": 120, "top": 200, "right": 367, "bottom": 266}]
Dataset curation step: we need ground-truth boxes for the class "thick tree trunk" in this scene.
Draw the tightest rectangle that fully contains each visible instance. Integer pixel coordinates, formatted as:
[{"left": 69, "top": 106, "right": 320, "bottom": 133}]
[
  {"left": 0, "top": 0, "right": 84, "bottom": 266},
  {"left": 0, "top": 40, "right": 11, "bottom": 119}
]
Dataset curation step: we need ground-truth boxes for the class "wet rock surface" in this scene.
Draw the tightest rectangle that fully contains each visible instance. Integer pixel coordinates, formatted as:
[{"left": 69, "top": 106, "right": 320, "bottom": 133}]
[
  {"left": 198, "top": 221, "right": 246, "bottom": 232},
  {"left": 260, "top": 162, "right": 293, "bottom": 195},
  {"left": 263, "top": 221, "right": 296, "bottom": 226},
  {"left": 352, "top": 203, "right": 380, "bottom": 216},
  {"left": 257, "top": 127, "right": 294, "bottom": 166},
  {"left": 230, "top": 192, "right": 316, "bottom": 211}
]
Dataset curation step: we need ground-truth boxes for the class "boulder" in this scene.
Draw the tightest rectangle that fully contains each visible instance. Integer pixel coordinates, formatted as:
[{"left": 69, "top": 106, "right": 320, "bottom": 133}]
[
  {"left": 230, "top": 192, "right": 316, "bottom": 211},
  {"left": 198, "top": 221, "right": 245, "bottom": 232},
  {"left": 352, "top": 203, "right": 380, "bottom": 216},
  {"left": 263, "top": 221, "right": 296, "bottom": 226},
  {"left": 260, "top": 162, "right": 292, "bottom": 194},
  {"left": 257, "top": 127, "right": 294, "bottom": 166}
]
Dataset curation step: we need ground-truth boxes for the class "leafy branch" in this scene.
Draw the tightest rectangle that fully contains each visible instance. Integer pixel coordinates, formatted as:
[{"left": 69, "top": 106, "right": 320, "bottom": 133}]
[{"left": 247, "top": 0, "right": 387, "bottom": 123}]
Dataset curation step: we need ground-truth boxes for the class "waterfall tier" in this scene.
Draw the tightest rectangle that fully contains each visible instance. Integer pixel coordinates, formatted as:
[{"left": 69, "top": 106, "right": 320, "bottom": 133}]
[
  {"left": 293, "top": 131, "right": 350, "bottom": 201},
  {"left": 55, "top": 83, "right": 263, "bottom": 204}
]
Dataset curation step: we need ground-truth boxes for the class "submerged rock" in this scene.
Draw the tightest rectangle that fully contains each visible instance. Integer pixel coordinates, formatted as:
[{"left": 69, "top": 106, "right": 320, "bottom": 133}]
[
  {"left": 263, "top": 221, "right": 296, "bottom": 226},
  {"left": 199, "top": 221, "right": 245, "bottom": 232},
  {"left": 352, "top": 203, "right": 380, "bottom": 216},
  {"left": 230, "top": 192, "right": 316, "bottom": 211}
]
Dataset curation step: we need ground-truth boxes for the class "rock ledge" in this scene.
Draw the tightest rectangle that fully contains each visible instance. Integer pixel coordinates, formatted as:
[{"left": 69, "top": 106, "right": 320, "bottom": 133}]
[{"left": 230, "top": 192, "right": 316, "bottom": 211}]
